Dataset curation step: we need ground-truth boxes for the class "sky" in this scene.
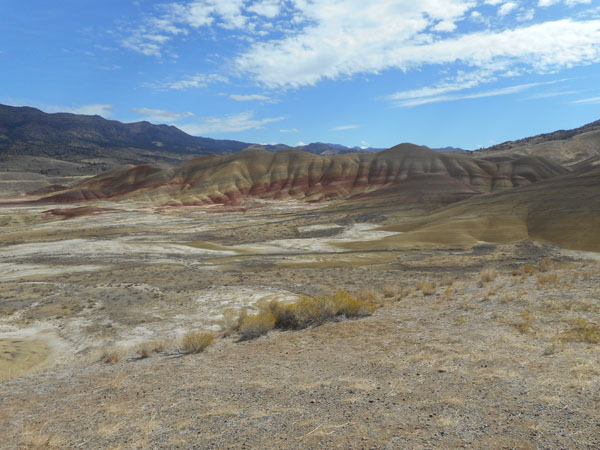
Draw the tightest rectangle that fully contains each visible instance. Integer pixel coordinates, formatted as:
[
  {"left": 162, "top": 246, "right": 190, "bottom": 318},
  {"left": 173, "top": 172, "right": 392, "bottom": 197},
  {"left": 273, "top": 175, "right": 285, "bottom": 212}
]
[{"left": 1, "top": 0, "right": 600, "bottom": 150}]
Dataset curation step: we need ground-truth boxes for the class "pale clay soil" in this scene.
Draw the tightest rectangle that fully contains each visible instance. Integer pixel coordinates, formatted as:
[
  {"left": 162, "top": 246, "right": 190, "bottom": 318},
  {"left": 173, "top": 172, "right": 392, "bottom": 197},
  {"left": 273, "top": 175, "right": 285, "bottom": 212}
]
[{"left": 0, "top": 202, "right": 599, "bottom": 448}]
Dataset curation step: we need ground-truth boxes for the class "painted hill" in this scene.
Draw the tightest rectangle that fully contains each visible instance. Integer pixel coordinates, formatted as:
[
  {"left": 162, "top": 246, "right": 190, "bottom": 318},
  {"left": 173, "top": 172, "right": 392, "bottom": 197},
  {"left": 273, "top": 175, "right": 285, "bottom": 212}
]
[
  {"left": 353, "top": 161, "right": 600, "bottom": 252},
  {"left": 38, "top": 144, "right": 568, "bottom": 206}
]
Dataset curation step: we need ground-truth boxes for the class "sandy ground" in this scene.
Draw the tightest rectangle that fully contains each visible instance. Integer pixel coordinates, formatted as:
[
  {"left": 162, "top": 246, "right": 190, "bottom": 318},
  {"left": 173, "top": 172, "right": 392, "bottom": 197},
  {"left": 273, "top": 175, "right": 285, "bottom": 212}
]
[{"left": 0, "top": 200, "right": 599, "bottom": 448}]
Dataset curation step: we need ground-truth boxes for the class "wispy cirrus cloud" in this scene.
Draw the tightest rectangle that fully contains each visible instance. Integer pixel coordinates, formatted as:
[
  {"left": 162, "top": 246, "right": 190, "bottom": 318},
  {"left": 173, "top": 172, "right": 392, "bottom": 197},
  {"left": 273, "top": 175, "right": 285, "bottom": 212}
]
[
  {"left": 122, "top": 1, "right": 600, "bottom": 103},
  {"left": 10, "top": 101, "right": 114, "bottom": 117},
  {"left": 331, "top": 124, "right": 359, "bottom": 131},
  {"left": 228, "top": 94, "right": 271, "bottom": 102},
  {"left": 571, "top": 95, "right": 600, "bottom": 104},
  {"left": 129, "top": 107, "right": 194, "bottom": 123},
  {"left": 388, "top": 81, "right": 569, "bottom": 107},
  {"left": 142, "top": 73, "right": 227, "bottom": 91},
  {"left": 178, "top": 111, "right": 284, "bottom": 135}
]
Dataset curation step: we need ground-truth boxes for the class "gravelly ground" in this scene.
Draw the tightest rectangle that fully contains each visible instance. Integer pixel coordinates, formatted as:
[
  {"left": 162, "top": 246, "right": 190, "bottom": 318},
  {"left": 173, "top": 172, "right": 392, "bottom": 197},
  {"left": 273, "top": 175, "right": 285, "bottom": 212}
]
[{"left": 1, "top": 202, "right": 599, "bottom": 448}]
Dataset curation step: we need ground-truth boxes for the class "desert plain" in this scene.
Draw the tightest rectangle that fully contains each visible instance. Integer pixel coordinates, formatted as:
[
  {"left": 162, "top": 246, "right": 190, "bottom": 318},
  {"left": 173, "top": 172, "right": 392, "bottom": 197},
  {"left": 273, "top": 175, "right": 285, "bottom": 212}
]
[{"left": 0, "top": 187, "right": 599, "bottom": 448}]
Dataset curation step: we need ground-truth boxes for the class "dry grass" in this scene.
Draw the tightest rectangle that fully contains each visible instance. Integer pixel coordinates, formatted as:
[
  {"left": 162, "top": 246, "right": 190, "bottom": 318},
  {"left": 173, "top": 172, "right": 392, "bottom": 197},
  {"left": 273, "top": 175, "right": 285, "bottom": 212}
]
[
  {"left": 138, "top": 339, "right": 170, "bottom": 358},
  {"left": 537, "top": 257, "right": 555, "bottom": 272},
  {"left": 220, "top": 307, "right": 247, "bottom": 338},
  {"left": 536, "top": 273, "right": 558, "bottom": 286},
  {"left": 480, "top": 267, "right": 497, "bottom": 284},
  {"left": 100, "top": 346, "right": 125, "bottom": 364},
  {"left": 416, "top": 282, "right": 435, "bottom": 296},
  {"left": 182, "top": 331, "right": 214, "bottom": 353},
  {"left": 235, "top": 291, "right": 375, "bottom": 340},
  {"left": 19, "top": 422, "right": 64, "bottom": 449},
  {"left": 239, "top": 313, "right": 276, "bottom": 340},
  {"left": 441, "top": 275, "right": 455, "bottom": 286},
  {"left": 561, "top": 318, "right": 600, "bottom": 344},
  {"left": 356, "top": 286, "right": 380, "bottom": 301},
  {"left": 382, "top": 284, "right": 397, "bottom": 298},
  {"left": 513, "top": 311, "right": 535, "bottom": 335}
]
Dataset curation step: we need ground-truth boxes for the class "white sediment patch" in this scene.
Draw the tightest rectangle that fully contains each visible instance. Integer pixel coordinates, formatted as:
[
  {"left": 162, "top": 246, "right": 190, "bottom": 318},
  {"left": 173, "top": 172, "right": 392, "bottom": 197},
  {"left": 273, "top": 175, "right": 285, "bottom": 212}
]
[
  {"left": 297, "top": 224, "right": 344, "bottom": 233},
  {"left": 186, "top": 286, "right": 299, "bottom": 331},
  {"left": 112, "top": 286, "right": 300, "bottom": 344},
  {"left": 240, "top": 223, "right": 400, "bottom": 254},
  {"left": 560, "top": 249, "right": 600, "bottom": 261},
  {"left": 0, "top": 238, "right": 238, "bottom": 259},
  {"left": 0, "top": 263, "right": 105, "bottom": 281}
]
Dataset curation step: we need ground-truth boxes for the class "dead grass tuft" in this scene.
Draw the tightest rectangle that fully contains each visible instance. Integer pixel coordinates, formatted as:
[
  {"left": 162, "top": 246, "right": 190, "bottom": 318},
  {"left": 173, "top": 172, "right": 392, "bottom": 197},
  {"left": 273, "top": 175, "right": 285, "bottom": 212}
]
[
  {"left": 441, "top": 275, "right": 455, "bottom": 286},
  {"left": 20, "top": 423, "right": 64, "bottom": 449},
  {"left": 537, "top": 257, "right": 555, "bottom": 272},
  {"left": 382, "top": 283, "right": 398, "bottom": 298},
  {"left": 480, "top": 267, "right": 497, "bottom": 284},
  {"left": 239, "top": 313, "right": 276, "bottom": 340},
  {"left": 182, "top": 331, "right": 214, "bottom": 353},
  {"left": 138, "top": 339, "right": 170, "bottom": 358},
  {"left": 356, "top": 286, "right": 380, "bottom": 301},
  {"left": 561, "top": 318, "right": 600, "bottom": 344},
  {"left": 100, "top": 346, "right": 125, "bottom": 364},
  {"left": 537, "top": 273, "right": 558, "bottom": 286},
  {"left": 416, "top": 282, "right": 435, "bottom": 296},
  {"left": 236, "top": 291, "right": 375, "bottom": 340},
  {"left": 512, "top": 311, "right": 535, "bottom": 335}
]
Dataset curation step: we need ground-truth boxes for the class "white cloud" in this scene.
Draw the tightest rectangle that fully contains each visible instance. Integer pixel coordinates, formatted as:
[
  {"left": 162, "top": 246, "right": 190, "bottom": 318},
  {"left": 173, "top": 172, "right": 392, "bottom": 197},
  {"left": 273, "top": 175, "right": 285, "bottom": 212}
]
[
  {"left": 296, "top": 141, "right": 306, "bottom": 146},
  {"left": 331, "top": 124, "right": 359, "bottom": 131},
  {"left": 386, "top": 70, "right": 497, "bottom": 102},
  {"left": 62, "top": 104, "right": 114, "bottom": 116},
  {"left": 571, "top": 96, "right": 600, "bottom": 104},
  {"left": 143, "top": 73, "right": 227, "bottom": 90},
  {"left": 280, "top": 128, "right": 299, "bottom": 133},
  {"left": 498, "top": 2, "right": 518, "bottom": 16},
  {"left": 122, "top": 0, "right": 251, "bottom": 56},
  {"left": 391, "top": 81, "right": 555, "bottom": 107},
  {"left": 387, "top": 75, "right": 573, "bottom": 106},
  {"left": 179, "top": 111, "right": 284, "bottom": 134},
  {"left": 123, "top": 0, "right": 600, "bottom": 98},
  {"left": 523, "top": 90, "right": 577, "bottom": 99},
  {"left": 228, "top": 94, "right": 271, "bottom": 101},
  {"left": 247, "top": 0, "right": 282, "bottom": 18},
  {"left": 130, "top": 107, "right": 194, "bottom": 123},
  {"left": 236, "top": 0, "right": 478, "bottom": 88},
  {"left": 235, "top": 11, "right": 600, "bottom": 89},
  {"left": 3, "top": 100, "right": 114, "bottom": 117},
  {"left": 539, "top": 0, "right": 591, "bottom": 6}
]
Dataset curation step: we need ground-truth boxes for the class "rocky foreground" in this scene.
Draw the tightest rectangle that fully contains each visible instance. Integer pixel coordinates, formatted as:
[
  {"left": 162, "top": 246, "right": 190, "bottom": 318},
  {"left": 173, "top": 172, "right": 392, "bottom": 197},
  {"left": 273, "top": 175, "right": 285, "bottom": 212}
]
[{"left": 2, "top": 254, "right": 599, "bottom": 449}]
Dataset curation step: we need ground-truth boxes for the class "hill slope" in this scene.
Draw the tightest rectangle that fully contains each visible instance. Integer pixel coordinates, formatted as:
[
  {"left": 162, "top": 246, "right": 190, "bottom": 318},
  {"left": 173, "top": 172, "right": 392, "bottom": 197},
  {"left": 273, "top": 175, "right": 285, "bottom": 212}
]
[
  {"left": 474, "top": 120, "right": 600, "bottom": 165},
  {"left": 358, "top": 162, "right": 600, "bottom": 252},
  {"left": 38, "top": 144, "right": 568, "bottom": 206}
]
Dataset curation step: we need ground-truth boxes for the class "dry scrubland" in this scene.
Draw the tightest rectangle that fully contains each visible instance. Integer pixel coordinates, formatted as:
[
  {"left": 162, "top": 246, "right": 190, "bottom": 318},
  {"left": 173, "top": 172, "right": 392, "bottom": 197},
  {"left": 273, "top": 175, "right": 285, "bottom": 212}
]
[{"left": 0, "top": 200, "right": 599, "bottom": 448}]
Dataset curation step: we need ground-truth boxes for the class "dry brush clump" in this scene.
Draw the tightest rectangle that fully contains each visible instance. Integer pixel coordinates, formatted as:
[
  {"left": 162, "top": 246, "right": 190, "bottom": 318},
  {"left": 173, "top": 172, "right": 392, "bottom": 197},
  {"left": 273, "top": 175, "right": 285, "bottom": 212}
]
[
  {"left": 537, "top": 273, "right": 559, "bottom": 286},
  {"left": 182, "top": 331, "right": 214, "bottom": 353},
  {"left": 100, "top": 346, "right": 126, "bottom": 364},
  {"left": 138, "top": 339, "right": 170, "bottom": 358},
  {"left": 239, "top": 313, "right": 276, "bottom": 340},
  {"left": 479, "top": 267, "right": 498, "bottom": 284},
  {"left": 235, "top": 290, "right": 376, "bottom": 340},
  {"left": 416, "top": 282, "right": 435, "bottom": 296},
  {"left": 561, "top": 318, "right": 600, "bottom": 344}
]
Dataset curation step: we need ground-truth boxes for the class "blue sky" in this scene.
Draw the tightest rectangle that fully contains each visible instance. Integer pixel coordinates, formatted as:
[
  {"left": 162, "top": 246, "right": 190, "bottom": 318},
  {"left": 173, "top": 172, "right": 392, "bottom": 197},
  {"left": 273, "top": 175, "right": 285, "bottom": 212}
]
[{"left": 1, "top": 0, "right": 600, "bottom": 150}]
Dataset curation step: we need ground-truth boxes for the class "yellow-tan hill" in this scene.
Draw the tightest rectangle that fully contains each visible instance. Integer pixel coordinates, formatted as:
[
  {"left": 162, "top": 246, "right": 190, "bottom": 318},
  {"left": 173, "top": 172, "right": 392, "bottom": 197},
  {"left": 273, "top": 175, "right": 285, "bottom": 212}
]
[{"left": 39, "top": 145, "right": 568, "bottom": 206}]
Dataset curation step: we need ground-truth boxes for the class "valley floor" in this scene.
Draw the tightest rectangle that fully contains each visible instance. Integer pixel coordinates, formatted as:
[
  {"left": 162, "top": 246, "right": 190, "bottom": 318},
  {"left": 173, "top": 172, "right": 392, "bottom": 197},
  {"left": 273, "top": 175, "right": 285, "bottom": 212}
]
[{"left": 0, "top": 201, "right": 599, "bottom": 448}]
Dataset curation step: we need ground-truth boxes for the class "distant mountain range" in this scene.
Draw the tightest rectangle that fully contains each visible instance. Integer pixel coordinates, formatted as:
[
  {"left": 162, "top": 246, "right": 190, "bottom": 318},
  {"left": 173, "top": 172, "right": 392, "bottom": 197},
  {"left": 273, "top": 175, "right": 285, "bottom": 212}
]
[
  {"left": 1, "top": 103, "right": 598, "bottom": 198},
  {"left": 0, "top": 104, "right": 377, "bottom": 168}
]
